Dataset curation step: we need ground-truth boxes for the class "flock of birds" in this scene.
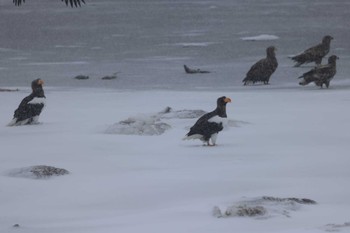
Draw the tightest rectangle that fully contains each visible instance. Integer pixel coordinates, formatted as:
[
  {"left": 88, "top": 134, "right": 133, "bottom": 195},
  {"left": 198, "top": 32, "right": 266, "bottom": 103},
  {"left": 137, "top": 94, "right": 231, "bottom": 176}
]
[
  {"left": 242, "top": 35, "right": 338, "bottom": 88},
  {"left": 6, "top": 1, "right": 340, "bottom": 146}
]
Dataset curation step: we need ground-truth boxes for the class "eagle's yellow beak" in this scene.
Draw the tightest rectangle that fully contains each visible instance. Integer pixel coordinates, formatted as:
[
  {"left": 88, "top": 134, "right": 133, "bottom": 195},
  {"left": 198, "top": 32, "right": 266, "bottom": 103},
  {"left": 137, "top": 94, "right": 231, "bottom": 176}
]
[{"left": 224, "top": 97, "right": 232, "bottom": 103}]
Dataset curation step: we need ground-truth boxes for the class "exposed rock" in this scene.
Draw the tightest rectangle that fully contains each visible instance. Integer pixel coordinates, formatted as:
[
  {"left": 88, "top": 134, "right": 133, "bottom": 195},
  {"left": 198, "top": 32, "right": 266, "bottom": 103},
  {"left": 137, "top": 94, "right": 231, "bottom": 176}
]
[
  {"left": 8, "top": 165, "right": 69, "bottom": 179},
  {"left": 106, "top": 115, "right": 171, "bottom": 136},
  {"left": 184, "top": 64, "right": 210, "bottom": 74},
  {"left": 214, "top": 196, "right": 316, "bottom": 219},
  {"left": 74, "top": 75, "right": 89, "bottom": 80},
  {"left": 262, "top": 196, "right": 317, "bottom": 204},
  {"left": 225, "top": 205, "right": 267, "bottom": 217},
  {"left": 101, "top": 73, "right": 119, "bottom": 80}
]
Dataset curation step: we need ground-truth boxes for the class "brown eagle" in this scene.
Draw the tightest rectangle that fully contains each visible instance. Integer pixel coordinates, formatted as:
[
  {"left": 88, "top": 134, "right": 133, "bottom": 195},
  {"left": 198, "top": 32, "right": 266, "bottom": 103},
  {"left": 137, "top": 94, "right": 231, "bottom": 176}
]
[
  {"left": 298, "top": 55, "right": 339, "bottom": 88},
  {"left": 291, "top": 35, "right": 333, "bottom": 67},
  {"left": 183, "top": 96, "right": 231, "bottom": 146},
  {"left": 13, "top": 0, "right": 85, "bottom": 7},
  {"left": 242, "top": 46, "right": 278, "bottom": 85}
]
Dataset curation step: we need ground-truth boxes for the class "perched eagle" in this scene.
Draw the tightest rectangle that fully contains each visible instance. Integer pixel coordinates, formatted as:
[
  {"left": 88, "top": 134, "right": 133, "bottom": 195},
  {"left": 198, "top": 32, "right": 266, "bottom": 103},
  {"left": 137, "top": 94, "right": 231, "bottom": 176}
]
[
  {"left": 298, "top": 55, "right": 339, "bottom": 88},
  {"left": 13, "top": 0, "right": 85, "bottom": 7},
  {"left": 183, "top": 96, "right": 231, "bottom": 146},
  {"left": 291, "top": 35, "right": 333, "bottom": 67},
  {"left": 8, "top": 79, "right": 46, "bottom": 126},
  {"left": 242, "top": 46, "right": 278, "bottom": 85}
]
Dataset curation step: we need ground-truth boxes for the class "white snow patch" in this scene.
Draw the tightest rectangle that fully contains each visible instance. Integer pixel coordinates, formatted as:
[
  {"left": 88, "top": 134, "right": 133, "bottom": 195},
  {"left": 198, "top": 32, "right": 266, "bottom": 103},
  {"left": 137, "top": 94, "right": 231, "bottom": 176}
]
[
  {"left": 241, "top": 34, "right": 280, "bottom": 41},
  {"left": 175, "top": 42, "right": 216, "bottom": 47}
]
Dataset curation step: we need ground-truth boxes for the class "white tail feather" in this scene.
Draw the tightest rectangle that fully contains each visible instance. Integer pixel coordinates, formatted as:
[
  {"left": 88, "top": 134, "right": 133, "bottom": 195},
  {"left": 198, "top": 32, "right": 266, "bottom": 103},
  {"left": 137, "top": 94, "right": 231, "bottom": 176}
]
[{"left": 182, "top": 134, "right": 203, "bottom": 141}]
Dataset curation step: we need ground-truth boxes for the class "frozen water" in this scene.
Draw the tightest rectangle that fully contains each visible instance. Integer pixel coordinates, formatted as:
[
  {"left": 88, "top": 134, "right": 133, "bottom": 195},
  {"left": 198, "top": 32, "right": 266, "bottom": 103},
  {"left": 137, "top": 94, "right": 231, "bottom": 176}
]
[
  {"left": 0, "top": 0, "right": 349, "bottom": 89},
  {"left": 241, "top": 34, "right": 280, "bottom": 41}
]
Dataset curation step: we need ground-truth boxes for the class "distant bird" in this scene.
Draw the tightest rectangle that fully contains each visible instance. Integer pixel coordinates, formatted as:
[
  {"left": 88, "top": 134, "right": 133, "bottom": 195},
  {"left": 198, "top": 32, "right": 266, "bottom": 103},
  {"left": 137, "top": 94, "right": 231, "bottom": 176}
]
[
  {"left": 184, "top": 65, "right": 210, "bottom": 74},
  {"left": 13, "top": 0, "right": 85, "bottom": 7},
  {"left": 242, "top": 46, "right": 278, "bottom": 85},
  {"left": 183, "top": 96, "right": 231, "bottom": 146},
  {"left": 291, "top": 35, "right": 333, "bottom": 67},
  {"left": 8, "top": 79, "right": 46, "bottom": 126},
  {"left": 298, "top": 55, "right": 339, "bottom": 88}
]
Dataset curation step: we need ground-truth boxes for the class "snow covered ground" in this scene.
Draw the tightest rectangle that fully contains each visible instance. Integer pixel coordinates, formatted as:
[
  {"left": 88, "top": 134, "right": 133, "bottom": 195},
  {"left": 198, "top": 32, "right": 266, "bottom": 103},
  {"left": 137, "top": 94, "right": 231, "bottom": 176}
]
[
  {"left": 1, "top": 87, "right": 350, "bottom": 233},
  {"left": 1, "top": 0, "right": 350, "bottom": 232}
]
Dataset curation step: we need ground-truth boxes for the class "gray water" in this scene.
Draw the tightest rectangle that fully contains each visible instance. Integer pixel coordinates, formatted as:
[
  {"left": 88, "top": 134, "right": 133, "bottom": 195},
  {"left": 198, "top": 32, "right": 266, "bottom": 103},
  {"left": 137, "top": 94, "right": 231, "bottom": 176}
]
[{"left": 1, "top": 0, "right": 349, "bottom": 90}]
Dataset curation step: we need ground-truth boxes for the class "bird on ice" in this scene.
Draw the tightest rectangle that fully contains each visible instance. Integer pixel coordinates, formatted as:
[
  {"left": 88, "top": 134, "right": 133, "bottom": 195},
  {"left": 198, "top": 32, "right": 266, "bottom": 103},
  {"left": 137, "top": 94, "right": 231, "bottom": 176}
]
[
  {"left": 8, "top": 79, "right": 46, "bottom": 126},
  {"left": 298, "top": 55, "right": 339, "bottom": 88},
  {"left": 183, "top": 96, "right": 231, "bottom": 146},
  {"left": 290, "top": 35, "right": 333, "bottom": 67},
  {"left": 242, "top": 46, "right": 278, "bottom": 85}
]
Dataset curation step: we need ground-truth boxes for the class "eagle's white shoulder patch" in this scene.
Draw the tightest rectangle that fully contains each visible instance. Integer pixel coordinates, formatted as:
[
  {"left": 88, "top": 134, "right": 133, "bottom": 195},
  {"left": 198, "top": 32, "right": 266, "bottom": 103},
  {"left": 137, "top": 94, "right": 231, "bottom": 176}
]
[
  {"left": 208, "top": 116, "right": 228, "bottom": 124},
  {"left": 28, "top": 97, "right": 46, "bottom": 105}
]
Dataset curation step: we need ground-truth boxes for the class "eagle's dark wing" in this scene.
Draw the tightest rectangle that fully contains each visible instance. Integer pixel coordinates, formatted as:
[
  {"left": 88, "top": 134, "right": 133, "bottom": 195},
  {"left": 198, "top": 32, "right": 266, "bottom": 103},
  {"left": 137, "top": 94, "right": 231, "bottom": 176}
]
[
  {"left": 13, "top": 0, "right": 86, "bottom": 7},
  {"left": 187, "top": 119, "right": 223, "bottom": 142},
  {"left": 292, "top": 44, "right": 324, "bottom": 66},
  {"left": 298, "top": 64, "right": 331, "bottom": 79}
]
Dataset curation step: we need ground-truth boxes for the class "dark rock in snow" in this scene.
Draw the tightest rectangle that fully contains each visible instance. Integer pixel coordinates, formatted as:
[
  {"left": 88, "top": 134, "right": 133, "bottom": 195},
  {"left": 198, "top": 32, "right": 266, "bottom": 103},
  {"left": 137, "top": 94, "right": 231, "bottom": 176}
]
[
  {"left": 106, "top": 116, "right": 171, "bottom": 136},
  {"left": 225, "top": 205, "right": 267, "bottom": 217},
  {"left": 8, "top": 165, "right": 69, "bottom": 179},
  {"left": 74, "top": 75, "right": 89, "bottom": 80},
  {"left": 184, "top": 65, "right": 211, "bottom": 74},
  {"left": 101, "top": 73, "right": 119, "bottom": 80},
  {"left": 213, "top": 196, "right": 317, "bottom": 219},
  {"left": 262, "top": 196, "right": 317, "bottom": 205}
]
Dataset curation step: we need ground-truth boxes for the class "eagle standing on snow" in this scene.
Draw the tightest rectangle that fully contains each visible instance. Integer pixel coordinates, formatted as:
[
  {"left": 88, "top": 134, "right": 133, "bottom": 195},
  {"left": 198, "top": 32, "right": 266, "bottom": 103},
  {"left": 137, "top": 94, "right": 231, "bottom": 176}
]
[
  {"left": 183, "top": 96, "right": 231, "bottom": 146},
  {"left": 13, "top": 0, "right": 85, "bottom": 7},
  {"left": 8, "top": 79, "right": 46, "bottom": 126},
  {"left": 291, "top": 35, "right": 333, "bottom": 67},
  {"left": 298, "top": 55, "right": 339, "bottom": 88},
  {"left": 242, "top": 46, "right": 278, "bottom": 85}
]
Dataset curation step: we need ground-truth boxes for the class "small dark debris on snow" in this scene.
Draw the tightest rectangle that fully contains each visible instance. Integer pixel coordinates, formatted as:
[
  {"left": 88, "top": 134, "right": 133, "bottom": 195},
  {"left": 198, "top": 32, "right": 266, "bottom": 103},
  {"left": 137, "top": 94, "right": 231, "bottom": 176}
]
[
  {"left": 74, "top": 75, "right": 89, "bottom": 80},
  {"left": 101, "top": 73, "right": 119, "bottom": 80},
  {"left": 13, "top": 224, "right": 20, "bottom": 228},
  {"left": 0, "top": 88, "right": 19, "bottom": 92},
  {"left": 184, "top": 64, "right": 211, "bottom": 74}
]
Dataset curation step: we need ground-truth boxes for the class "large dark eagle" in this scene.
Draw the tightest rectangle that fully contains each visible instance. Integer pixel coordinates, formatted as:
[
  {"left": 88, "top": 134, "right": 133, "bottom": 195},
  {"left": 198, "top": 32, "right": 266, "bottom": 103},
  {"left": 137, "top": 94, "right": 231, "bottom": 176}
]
[
  {"left": 8, "top": 79, "right": 46, "bottom": 126},
  {"left": 242, "top": 46, "right": 278, "bottom": 85},
  {"left": 291, "top": 35, "right": 333, "bottom": 67},
  {"left": 13, "top": 0, "right": 85, "bottom": 7},
  {"left": 298, "top": 55, "right": 339, "bottom": 88},
  {"left": 183, "top": 96, "right": 231, "bottom": 146}
]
